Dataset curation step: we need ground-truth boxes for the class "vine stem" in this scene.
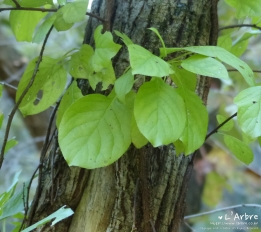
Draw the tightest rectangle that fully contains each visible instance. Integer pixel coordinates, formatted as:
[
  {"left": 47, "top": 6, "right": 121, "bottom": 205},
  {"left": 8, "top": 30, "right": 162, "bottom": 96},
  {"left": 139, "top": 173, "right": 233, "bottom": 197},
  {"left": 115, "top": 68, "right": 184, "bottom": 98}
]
[
  {"left": 0, "top": 26, "right": 54, "bottom": 169},
  {"left": 184, "top": 204, "right": 261, "bottom": 220},
  {"left": 205, "top": 112, "right": 237, "bottom": 140},
  {"left": 0, "top": 7, "right": 105, "bottom": 22},
  {"left": 12, "top": 0, "right": 20, "bottom": 8},
  {"left": 219, "top": 24, "right": 261, "bottom": 31},
  {"left": 228, "top": 69, "right": 261, "bottom": 73}
]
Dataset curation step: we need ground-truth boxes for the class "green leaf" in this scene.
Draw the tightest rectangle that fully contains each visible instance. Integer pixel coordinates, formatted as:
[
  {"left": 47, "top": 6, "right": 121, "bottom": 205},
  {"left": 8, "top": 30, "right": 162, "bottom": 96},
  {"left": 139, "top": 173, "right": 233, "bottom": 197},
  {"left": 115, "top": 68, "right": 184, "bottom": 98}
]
[
  {"left": 88, "top": 62, "right": 116, "bottom": 90},
  {"left": 21, "top": 206, "right": 74, "bottom": 232},
  {"left": 174, "top": 140, "right": 185, "bottom": 156},
  {"left": 0, "top": 185, "right": 24, "bottom": 220},
  {"left": 60, "top": 0, "right": 89, "bottom": 24},
  {"left": 181, "top": 54, "right": 229, "bottom": 80},
  {"left": 69, "top": 44, "right": 94, "bottom": 78},
  {"left": 33, "top": 14, "right": 57, "bottom": 43},
  {"left": 114, "top": 30, "right": 133, "bottom": 46},
  {"left": 171, "top": 65, "right": 197, "bottom": 91},
  {"left": 225, "top": 0, "right": 261, "bottom": 19},
  {"left": 218, "top": 34, "right": 232, "bottom": 52},
  {"left": 53, "top": 11, "right": 74, "bottom": 31},
  {"left": 16, "top": 57, "right": 67, "bottom": 116},
  {"left": 234, "top": 86, "right": 261, "bottom": 139},
  {"left": 56, "top": 81, "right": 83, "bottom": 128},
  {"left": 0, "top": 84, "right": 3, "bottom": 97},
  {"left": 0, "top": 113, "right": 3, "bottom": 129},
  {"left": 171, "top": 68, "right": 208, "bottom": 154},
  {"left": 58, "top": 0, "right": 66, "bottom": 5},
  {"left": 0, "top": 171, "right": 21, "bottom": 216},
  {"left": 134, "top": 78, "right": 186, "bottom": 147},
  {"left": 58, "top": 94, "right": 132, "bottom": 169},
  {"left": 125, "top": 91, "right": 148, "bottom": 148},
  {"left": 92, "top": 25, "right": 121, "bottom": 72},
  {"left": 4, "top": 0, "right": 53, "bottom": 7},
  {"left": 163, "top": 46, "right": 255, "bottom": 86},
  {"left": 4, "top": 138, "right": 18, "bottom": 154},
  {"left": 10, "top": 11, "right": 47, "bottom": 42},
  {"left": 114, "top": 69, "right": 134, "bottom": 103},
  {"left": 148, "top": 27, "right": 166, "bottom": 57},
  {"left": 223, "top": 134, "right": 254, "bottom": 165},
  {"left": 128, "top": 44, "right": 174, "bottom": 77},
  {"left": 216, "top": 114, "right": 234, "bottom": 132}
]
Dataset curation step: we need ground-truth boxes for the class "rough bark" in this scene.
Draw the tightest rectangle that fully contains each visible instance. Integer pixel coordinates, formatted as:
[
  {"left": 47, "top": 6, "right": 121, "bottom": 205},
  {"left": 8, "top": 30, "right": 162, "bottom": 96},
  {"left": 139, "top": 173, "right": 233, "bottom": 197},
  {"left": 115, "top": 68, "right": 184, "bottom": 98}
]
[{"left": 27, "top": 0, "right": 218, "bottom": 231}]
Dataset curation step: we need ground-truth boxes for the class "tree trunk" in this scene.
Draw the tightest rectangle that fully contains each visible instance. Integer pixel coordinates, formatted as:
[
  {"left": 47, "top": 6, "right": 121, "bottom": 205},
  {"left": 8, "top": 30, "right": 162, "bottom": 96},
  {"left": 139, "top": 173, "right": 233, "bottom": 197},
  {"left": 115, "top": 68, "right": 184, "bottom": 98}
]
[{"left": 27, "top": 0, "right": 218, "bottom": 231}]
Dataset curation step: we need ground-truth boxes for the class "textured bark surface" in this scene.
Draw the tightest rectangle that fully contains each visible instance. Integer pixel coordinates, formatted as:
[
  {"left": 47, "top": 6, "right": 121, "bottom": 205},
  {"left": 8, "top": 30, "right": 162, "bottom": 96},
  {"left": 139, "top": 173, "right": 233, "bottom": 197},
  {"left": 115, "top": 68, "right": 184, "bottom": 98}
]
[{"left": 27, "top": 0, "right": 218, "bottom": 231}]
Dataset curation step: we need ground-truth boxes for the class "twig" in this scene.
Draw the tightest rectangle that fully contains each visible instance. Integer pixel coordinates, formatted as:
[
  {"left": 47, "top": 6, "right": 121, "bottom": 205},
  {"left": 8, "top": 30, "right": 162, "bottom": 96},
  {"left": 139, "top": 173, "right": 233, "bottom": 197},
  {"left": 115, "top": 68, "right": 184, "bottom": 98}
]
[
  {"left": 184, "top": 221, "right": 196, "bottom": 232},
  {"left": 219, "top": 24, "right": 261, "bottom": 31},
  {"left": 0, "top": 7, "right": 105, "bottom": 22},
  {"left": 228, "top": 69, "right": 261, "bottom": 73},
  {"left": 205, "top": 112, "right": 237, "bottom": 140},
  {"left": 19, "top": 165, "right": 40, "bottom": 231},
  {"left": 0, "top": 26, "right": 54, "bottom": 169},
  {"left": 0, "top": 82, "right": 17, "bottom": 90},
  {"left": 149, "top": 220, "right": 156, "bottom": 232},
  {"left": 184, "top": 204, "right": 261, "bottom": 220},
  {"left": 12, "top": 0, "right": 20, "bottom": 8},
  {"left": 27, "top": 102, "right": 60, "bottom": 226},
  {"left": 132, "top": 178, "right": 140, "bottom": 231}
]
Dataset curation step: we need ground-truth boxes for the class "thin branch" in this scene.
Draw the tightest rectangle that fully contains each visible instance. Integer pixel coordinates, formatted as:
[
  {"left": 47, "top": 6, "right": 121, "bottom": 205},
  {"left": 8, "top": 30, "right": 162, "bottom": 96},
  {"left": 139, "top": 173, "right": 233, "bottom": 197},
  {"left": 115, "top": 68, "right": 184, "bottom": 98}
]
[
  {"left": 219, "top": 24, "right": 261, "bottom": 31},
  {"left": 27, "top": 102, "right": 60, "bottom": 225},
  {"left": 184, "top": 204, "right": 261, "bottom": 220},
  {"left": 19, "top": 165, "right": 40, "bottom": 231},
  {"left": 0, "top": 81, "right": 17, "bottom": 91},
  {"left": 228, "top": 69, "right": 261, "bottom": 73},
  {"left": 149, "top": 220, "right": 157, "bottom": 232},
  {"left": 12, "top": 0, "right": 21, "bottom": 8},
  {"left": 205, "top": 112, "right": 237, "bottom": 141},
  {"left": 0, "top": 26, "right": 54, "bottom": 168},
  {"left": 0, "top": 7, "right": 105, "bottom": 22}
]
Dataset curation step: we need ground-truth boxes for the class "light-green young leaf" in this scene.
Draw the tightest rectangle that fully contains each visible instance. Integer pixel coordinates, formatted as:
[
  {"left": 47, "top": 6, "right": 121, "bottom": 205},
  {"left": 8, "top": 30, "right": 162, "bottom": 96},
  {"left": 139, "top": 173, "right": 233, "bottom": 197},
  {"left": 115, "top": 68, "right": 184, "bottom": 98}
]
[
  {"left": 225, "top": 0, "right": 261, "bottom": 19},
  {"left": 56, "top": 81, "right": 83, "bottom": 128},
  {"left": 181, "top": 54, "right": 229, "bottom": 80},
  {"left": 128, "top": 44, "right": 174, "bottom": 77},
  {"left": 134, "top": 78, "right": 186, "bottom": 147},
  {"left": 223, "top": 134, "right": 254, "bottom": 165},
  {"left": 5, "top": 138, "right": 18, "bottom": 154},
  {"left": 69, "top": 44, "right": 94, "bottom": 78},
  {"left": 21, "top": 206, "right": 74, "bottom": 232},
  {"left": 171, "top": 70, "right": 208, "bottom": 154},
  {"left": 88, "top": 62, "right": 116, "bottom": 90},
  {"left": 114, "top": 30, "right": 134, "bottom": 46},
  {"left": 16, "top": 57, "right": 67, "bottom": 116},
  {"left": 58, "top": 94, "right": 132, "bottom": 169},
  {"left": 0, "top": 113, "right": 4, "bottom": 129},
  {"left": 53, "top": 11, "right": 74, "bottom": 31},
  {"left": 234, "top": 86, "right": 261, "bottom": 139},
  {"left": 60, "top": 0, "right": 89, "bottom": 23},
  {"left": 4, "top": 0, "right": 53, "bottom": 7},
  {"left": 10, "top": 11, "right": 47, "bottom": 42},
  {"left": 92, "top": 25, "right": 122, "bottom": 72},
  {"left": 33, "top": 15, "right": 57, "bottom": 43},
  {"left": 125, "top": 91, "right": 148, "bottom": 149},
  {"left": 114, "top": 69, "right": 134, "bottom": 103},
  {"left": 163, "top": 46, "right": 255, "bottom": 86},
  {"left": 216, "top": 115, "right": 234, "bottom": 132}
]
